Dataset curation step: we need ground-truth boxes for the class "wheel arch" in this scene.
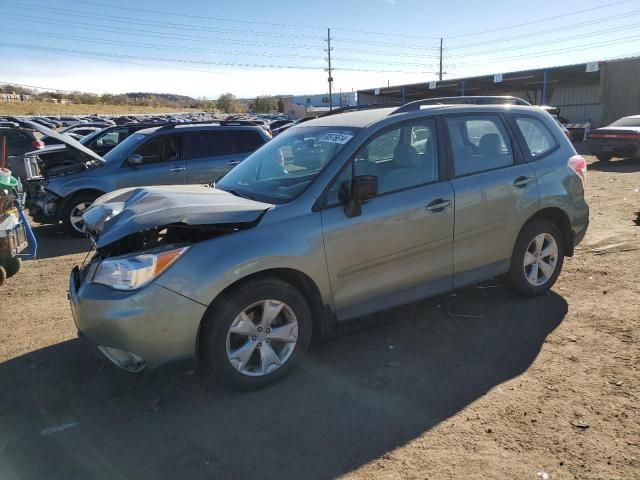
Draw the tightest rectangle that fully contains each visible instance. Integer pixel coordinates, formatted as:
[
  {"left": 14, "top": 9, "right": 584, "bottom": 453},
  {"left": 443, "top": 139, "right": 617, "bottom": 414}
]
[
  {"left": 58, "top": 189, "right": 106, "bottom": 220},
  {"left": 194, "top": 267, "right": 333, "bottom": 366},
  {"left": 519, "top": 207, "right": 574, "bottom": 256}
]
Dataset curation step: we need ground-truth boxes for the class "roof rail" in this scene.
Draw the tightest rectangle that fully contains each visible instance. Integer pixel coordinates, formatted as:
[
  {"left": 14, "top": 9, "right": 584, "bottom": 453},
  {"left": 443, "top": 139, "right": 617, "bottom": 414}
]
[
  {"left": 158, "top": 119, "right": 263, "bottom": 130},
  {"left": 391, "top": 96, "right": 531, "bottom": 114},
  {"left": 319, "top": 104, "right": 392, "bottom": 117}
]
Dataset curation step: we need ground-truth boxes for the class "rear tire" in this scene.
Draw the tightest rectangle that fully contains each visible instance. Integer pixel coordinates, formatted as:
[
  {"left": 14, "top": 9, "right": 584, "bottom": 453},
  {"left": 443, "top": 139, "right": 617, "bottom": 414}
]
[
  {"left": 508, "top": 218, "right": 565, "bottom": 297},
  {"left": 200, "top": 277, "right": 312, "bottom": 391},
  {"left": 596, "top": 154, "right": 612, "bottom": 162},
  {"left": 4, "top": 257, "right": 21, "bottom": 278},
  {"left": 62, "top": 193, "right": 98, "bottom": 237}
]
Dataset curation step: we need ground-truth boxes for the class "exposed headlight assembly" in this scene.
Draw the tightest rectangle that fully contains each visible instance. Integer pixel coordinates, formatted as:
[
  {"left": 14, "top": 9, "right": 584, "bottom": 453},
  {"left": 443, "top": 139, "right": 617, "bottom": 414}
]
[{"left": 91, "top": 246, "right": 189, "bottom": 291}]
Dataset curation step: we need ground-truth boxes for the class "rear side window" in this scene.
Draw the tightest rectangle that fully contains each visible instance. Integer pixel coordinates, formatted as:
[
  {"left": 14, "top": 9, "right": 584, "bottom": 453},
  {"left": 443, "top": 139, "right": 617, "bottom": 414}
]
[
  {"left": 183, "top": 131, "right": 233, "bottom": 159},
  {"left": 228, "top": 130, "right": 265, "bottom": 153},
  {"left": 514, "top": 117, "right": 558, "bottom": 158},
  {"left": 446, "top": 115, "right": 513, "bottom": 176},
  {"left": 3, "top": 130, "right": 27, "bottom": 144}
]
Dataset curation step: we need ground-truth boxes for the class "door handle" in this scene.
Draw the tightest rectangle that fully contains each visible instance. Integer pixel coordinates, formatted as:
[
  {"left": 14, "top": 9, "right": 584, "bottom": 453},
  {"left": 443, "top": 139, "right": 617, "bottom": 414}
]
[
  {"left": 170, "top": 166, "right": 186, "bottom": 172},
  {"left": 513, "top": 176, "right": 533, "bottom": 188},
  {"left": 226, "top": 160, "right": 241, "bottom": 166},
  {"left": 425, "top": 199, "right": 451, "bottom": 213}
]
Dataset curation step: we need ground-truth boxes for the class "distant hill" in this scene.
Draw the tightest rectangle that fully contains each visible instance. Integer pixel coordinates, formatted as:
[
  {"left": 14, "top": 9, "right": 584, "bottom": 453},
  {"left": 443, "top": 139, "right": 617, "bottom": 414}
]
[{"left": 124, "top": 92, "right": 199, "bottom": 104}]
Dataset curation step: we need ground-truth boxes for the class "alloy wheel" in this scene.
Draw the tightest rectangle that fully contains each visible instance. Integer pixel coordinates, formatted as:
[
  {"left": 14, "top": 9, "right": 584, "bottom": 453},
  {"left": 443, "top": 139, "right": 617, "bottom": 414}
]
[
  {"left": 225, "top": 299, "right": 299, "bottom": 377},
  {"left": 69, "top": 201, "right": 92, "bottom": 233},
  {"left": 523, "top": 233, "right": 559, "bottom": 287}
]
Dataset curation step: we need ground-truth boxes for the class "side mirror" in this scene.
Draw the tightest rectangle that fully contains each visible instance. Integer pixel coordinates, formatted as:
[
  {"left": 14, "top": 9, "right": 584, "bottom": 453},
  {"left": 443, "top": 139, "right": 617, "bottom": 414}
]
[
  {"left": 344, "top": 175, "right": 378, "bottom": 218},
  {"left": 127, "top": 154, "right": 142, "bottom": 166}
]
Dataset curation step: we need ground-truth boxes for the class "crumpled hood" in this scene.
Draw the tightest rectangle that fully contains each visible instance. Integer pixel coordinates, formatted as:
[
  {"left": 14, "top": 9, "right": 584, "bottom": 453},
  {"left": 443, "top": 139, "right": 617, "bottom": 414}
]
[{"left": 83, "top": 185, "right": 273, "bottom": 248}]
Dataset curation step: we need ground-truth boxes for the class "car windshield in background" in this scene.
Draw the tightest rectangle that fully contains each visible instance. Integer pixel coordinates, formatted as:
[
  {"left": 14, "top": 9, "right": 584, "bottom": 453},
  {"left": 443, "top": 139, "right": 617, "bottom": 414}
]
[
  {"left": 217, "top": 126, "right": 358, "bottom": 204},
  {"left": 80, "top": 129, "right": 102, "bottom": 145},
  {"left": 102, "top": 133, "right": 147, "bottom": 162},
  {"left": 610, "top": 117, "right": 640, "bottom": 127}
]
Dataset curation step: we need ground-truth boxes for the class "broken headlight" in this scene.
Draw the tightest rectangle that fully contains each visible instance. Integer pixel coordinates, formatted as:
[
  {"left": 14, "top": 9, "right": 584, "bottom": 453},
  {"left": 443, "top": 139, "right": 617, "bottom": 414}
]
[{"left": 91, "top": 246, "right": 189, "bottom": 291}]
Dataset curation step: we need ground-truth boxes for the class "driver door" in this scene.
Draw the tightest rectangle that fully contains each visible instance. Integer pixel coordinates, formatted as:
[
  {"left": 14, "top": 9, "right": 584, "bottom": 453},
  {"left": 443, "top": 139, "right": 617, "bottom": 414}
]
[
  {"left": 320, "top": 118, "right": 454, "bottom": 320},
  {"left": 117, "top": 133, "right": 187, "bottom": 188}
]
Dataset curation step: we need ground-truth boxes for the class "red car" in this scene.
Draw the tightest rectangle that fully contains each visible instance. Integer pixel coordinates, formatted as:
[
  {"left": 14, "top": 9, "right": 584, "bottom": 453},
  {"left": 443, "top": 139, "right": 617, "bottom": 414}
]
[{"left": 588, "top": 115, "right": 640, "bottom": 162}]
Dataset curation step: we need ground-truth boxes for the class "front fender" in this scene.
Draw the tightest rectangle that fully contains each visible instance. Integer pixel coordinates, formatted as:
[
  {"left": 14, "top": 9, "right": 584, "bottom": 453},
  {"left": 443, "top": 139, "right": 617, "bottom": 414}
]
[{"left": 153, "top": 210, "right": 333, "bottom": 313}]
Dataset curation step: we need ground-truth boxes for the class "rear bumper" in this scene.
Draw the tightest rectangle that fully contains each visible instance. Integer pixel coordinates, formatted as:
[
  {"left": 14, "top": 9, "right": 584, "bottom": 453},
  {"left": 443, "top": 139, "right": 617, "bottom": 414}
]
[
  {"left": 588, "top": 141, "right": 639, "bottom": 158},
  {"left": 69, "top": 265, "right": 206, "bottom": 371}
]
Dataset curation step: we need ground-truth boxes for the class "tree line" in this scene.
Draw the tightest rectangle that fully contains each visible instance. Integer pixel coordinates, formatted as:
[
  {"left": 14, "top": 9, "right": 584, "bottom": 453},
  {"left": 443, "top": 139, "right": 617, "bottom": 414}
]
[{"left": 0, "top": 84, "right": 285, "bottom": 114}]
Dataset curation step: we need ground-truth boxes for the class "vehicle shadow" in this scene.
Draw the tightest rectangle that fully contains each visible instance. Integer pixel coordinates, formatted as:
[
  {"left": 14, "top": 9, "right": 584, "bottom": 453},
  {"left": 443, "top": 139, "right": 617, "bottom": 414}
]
[
  {"left": 587, "top": 156, "right": 640, "bottom": 173},
  {"left": 30, "top": 224, "right": 92, "bottom": 259},
  {"left": 0, "top": 286, "right": 568, "bottom": 480}
]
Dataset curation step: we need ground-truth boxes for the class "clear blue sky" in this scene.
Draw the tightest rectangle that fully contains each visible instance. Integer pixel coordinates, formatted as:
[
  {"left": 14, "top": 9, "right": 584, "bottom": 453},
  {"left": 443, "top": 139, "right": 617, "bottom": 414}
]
[{"left": 1, "top": 0, "right": 639, "bottom": 97}]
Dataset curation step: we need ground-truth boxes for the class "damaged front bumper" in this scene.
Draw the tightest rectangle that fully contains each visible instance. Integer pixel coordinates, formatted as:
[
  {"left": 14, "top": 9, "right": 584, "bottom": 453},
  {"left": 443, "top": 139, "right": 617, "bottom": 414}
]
[
  {"left": 69, "top": 263, "right": 206, "bottom": 372},
  {"left": 24, "top": 181, "right": 61, "bottom": 224}
]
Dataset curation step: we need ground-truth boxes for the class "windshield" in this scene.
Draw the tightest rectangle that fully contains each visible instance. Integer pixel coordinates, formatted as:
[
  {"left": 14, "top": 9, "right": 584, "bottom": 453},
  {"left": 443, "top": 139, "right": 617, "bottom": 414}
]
[
  {"left": 216, "top": 126, "right": 358, "bottom": 204},
  {"left": 610, "top": 117, "right": 640, "bottom": 127},
  {"left": 103, "top": 132, "right": 147, "bottom": 162}
]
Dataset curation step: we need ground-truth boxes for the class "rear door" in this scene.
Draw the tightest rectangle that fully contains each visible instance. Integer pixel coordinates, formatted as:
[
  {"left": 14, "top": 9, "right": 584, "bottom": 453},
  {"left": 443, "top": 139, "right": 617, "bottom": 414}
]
[
  {"left": 445, "top": 113, "right": 539, "bottom": 287},
  {"left": 183, "top": 130, "right": 236, "bottom": 184},
  {"left": 225, "top": 129, "right": 268, "bottom": 174},
  {"left": 117, "top": 133, "right": 187, "bottom": 188}
]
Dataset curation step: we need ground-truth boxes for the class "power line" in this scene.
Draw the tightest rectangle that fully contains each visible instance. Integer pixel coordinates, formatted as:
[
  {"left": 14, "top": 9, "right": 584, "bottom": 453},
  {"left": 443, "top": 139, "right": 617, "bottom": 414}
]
[
  {"left": 451, "top": 22, "right": 640, "bottom": 58},
  {"left": 60, "top": 0, "right": 323, "bottom": 30},
  {"left": 447, "top": 9, "right": 640, "bottom": 49},
  {"left": 0, "top": 80, "right": 75, "bottom": 93},
  {"left": 1, "top": 2, "right": 324, "bottom": 40},
  {"left": 0, "top": 41, "right": 438, "bottom": 74},
  {"left": 447, "top": 0, "right": 632, "bottom": 39},
  {"left": 458, "top": 34, "right": 640, "bottom": 67},
  {"left": 1, "top": 27, "right": 438, "bottom": 68},
  {"left": 9, "top": 14, "right": 324, "bottom": 51},
  {"left": 11, "top": 13, "right": 441, "bottom": 59}
]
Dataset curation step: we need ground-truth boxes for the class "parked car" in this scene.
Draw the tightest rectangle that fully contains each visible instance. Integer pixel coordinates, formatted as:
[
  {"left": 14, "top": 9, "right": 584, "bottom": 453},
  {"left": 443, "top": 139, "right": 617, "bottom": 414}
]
[
  {"left": 81, "top": 122, "right": 167, "bottom": 156},
  {"left": 42, "top": 125, "right": 104, "bottom": 145},
  {"left": 69, "top": 98, "right": 589, "bottom": 390},
  {"left": 58, "top": 116, "right": 86, "bottom": 127},
  {"left": 588, "top": 115, "right": 640, "bottom": 161},
  {"left": 23, "top": 121, "right": 269, "bottom": 235},
  {"left": 0, "top": 125, "right": 44, "bottom": 157}
]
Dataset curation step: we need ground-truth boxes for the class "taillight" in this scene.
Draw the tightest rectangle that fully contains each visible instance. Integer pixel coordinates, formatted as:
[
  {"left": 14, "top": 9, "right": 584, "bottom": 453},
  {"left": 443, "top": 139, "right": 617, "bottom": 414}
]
[
  {"left": 32, "top": 139, "right": 44, "bottom": 149},
  {"left": 568, "top": 155, "right": 587, "bottom": 186}
]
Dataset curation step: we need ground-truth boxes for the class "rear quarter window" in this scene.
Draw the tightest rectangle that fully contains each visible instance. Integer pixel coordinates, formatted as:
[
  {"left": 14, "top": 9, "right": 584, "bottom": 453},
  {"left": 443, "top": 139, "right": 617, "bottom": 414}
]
[{"left": 514, "top": 116, "right": 558, "bottom": 158}]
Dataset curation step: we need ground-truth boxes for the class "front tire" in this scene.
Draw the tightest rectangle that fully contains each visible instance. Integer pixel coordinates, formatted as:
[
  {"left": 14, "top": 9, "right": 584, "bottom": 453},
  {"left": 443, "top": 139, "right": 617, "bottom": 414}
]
[
  {"left": 201, "top": 277, "right": 312, "bottom": 391},
  {"left": 596, "top": 154, "right": 612, "bottom": 162},
  {"left": 508, "top": 219, "right": 565, "bottom": 296},
  {"left": 62, "top": 193, "right": 98, "bottom": 237}
]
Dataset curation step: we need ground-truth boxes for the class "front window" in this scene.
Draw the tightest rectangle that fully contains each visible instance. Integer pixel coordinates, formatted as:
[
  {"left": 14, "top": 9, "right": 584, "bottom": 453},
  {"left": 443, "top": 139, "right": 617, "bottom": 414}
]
[
  {"left": 102, "top": 133, "right": 147, "bottom": 163},
  {"left": 216, "top": 126, "right": 358, "bottom": 204}
]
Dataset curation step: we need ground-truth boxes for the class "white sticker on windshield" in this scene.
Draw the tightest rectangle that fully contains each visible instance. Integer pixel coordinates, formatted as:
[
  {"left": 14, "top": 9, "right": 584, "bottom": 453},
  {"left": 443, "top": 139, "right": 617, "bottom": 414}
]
[{"left": 319, "top": 132, "right": 353, "bottom": 144}]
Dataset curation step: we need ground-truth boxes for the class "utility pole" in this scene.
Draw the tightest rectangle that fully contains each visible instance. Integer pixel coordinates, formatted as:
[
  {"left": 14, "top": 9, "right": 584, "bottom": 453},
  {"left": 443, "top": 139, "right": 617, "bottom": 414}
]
[
  {"left": 439, "top": 37, "right": 443, "bottom": 82},
  {"left": 326, "top": 28, "right": 333, "bottom": 111}
]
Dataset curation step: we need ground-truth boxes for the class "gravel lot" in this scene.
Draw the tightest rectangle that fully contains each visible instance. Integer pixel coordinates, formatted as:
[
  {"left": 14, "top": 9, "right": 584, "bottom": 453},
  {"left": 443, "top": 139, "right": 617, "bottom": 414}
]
[{"left": 0, "top": 154, "right": 638, "bottom": 480}]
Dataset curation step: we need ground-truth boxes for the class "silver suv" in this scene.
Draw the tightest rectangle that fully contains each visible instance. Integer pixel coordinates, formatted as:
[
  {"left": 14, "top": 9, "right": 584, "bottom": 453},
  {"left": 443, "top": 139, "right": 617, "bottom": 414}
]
[{"left": 70, "top": 99, "right": 589, "bottom": 390}]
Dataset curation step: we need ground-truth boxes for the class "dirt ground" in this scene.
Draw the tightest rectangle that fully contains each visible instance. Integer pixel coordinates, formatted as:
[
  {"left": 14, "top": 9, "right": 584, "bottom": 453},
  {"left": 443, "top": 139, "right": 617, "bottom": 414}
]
[{"left": 0, "top": 154, "right": 638, "bottom": 480}]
